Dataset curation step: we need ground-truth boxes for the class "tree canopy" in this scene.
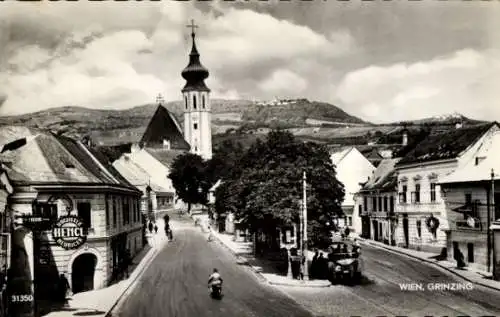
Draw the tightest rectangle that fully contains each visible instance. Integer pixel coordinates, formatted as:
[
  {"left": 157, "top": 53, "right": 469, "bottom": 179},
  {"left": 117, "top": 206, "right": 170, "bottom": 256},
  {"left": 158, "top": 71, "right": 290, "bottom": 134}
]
[
  {"left": 168, "top": 153, "right": 212, "bottom": 212},
  {"left": 214, "top": 130, "right": 345, "bottom": 248}
]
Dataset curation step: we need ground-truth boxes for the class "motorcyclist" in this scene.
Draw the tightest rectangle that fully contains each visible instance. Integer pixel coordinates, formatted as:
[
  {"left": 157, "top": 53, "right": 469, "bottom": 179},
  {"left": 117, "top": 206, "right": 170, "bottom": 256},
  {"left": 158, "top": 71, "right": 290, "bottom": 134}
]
[{"left": 208, "top": 268, "right": 223, "bottom": 292}]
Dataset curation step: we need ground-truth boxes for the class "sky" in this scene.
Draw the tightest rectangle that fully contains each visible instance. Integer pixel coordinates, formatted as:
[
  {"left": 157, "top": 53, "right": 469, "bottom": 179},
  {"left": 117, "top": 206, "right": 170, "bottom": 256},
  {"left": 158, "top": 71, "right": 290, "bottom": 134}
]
[{"left": 0, "top": 1, "right": 499, "bottom": 123}]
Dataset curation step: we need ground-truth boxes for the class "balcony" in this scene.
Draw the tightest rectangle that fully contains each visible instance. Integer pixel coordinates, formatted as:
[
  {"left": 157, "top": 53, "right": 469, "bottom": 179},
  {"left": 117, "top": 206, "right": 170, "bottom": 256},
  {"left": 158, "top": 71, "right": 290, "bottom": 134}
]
[{"left": 455, "top": 220, "right": 484, "bottom": 231}]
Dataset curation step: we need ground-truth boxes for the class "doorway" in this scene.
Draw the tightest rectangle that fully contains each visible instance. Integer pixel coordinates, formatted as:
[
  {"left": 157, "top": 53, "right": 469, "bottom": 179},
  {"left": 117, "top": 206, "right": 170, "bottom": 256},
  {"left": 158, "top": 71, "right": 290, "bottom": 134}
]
[
  {"left": 72, "top": 253, "right": 97, "bottom": 294},
  {"left": 372, "top": 220, "right": 378, "bottom": 241},
  {"left": 403, "top": 214, "right": 409, "bottom": 247}
]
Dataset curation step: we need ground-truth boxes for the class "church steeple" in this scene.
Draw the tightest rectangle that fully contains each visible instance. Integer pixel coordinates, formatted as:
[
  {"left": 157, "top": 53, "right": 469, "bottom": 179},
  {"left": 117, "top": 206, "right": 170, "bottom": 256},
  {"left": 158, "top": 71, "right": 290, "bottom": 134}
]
[{"left": 181, "top": 20, "right": 210, "bottom": 92}]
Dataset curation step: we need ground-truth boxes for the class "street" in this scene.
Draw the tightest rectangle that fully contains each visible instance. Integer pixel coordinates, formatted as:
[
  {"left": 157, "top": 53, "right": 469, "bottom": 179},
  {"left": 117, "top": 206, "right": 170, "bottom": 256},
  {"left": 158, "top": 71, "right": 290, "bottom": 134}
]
[
  {"left": 112, "top": 216, "right": 313, "bottom": 317},
  {"left": 113, "top": 215, "right": 500, "bottom": 317},
  {"left": 282, "top": 245, "right": 500, "bottom": 316}
]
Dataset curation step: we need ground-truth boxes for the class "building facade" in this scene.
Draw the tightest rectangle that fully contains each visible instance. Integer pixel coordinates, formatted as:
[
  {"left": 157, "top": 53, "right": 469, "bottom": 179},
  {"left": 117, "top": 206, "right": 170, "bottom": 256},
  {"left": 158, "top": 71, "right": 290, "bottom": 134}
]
[
  {"left": 357, "top": 158, "right": 400, "bottom": 244},
  {"left": 0, "top": 127, "right": 143, "bottom": 316},
  {"left": 394, "top": 123, "right": 499, "bottom": 254},
  {"left": 439, "top": 130, "right": 500, "bottom": 272},
  {"left": 330, "top": 147, "right": 375, "bottom": 234}
]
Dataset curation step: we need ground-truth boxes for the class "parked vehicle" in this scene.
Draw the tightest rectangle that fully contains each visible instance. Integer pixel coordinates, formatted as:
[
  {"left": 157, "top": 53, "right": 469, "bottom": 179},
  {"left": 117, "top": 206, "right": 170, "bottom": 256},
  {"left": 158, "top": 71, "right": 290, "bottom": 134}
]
[{"left": 328, "top": 241, "right": 363, "bottom": 285}]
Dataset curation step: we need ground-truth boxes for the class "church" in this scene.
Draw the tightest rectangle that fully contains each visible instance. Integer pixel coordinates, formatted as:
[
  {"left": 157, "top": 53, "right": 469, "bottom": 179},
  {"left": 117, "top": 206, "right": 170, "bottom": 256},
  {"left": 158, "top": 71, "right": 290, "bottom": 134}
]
[{"left": 111, "top": 21, "right": 213, "bottom": 218}]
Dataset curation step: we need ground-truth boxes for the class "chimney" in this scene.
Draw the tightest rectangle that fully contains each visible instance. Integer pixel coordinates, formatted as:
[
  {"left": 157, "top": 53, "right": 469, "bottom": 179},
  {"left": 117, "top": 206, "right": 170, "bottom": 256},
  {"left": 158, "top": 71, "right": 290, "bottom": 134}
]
[{"left": 402, "top": 129, "right": 408, "bottom": 146}]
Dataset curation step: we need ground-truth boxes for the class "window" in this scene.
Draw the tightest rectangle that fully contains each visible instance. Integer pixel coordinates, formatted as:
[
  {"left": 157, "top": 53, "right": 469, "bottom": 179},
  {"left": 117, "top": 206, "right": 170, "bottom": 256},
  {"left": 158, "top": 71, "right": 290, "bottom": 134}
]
[
  {"left": 378, "top": 197, "right": 383, "bottom": 211},
  {"left": 465, "top": 193, "right": 472, "bottom": 205},
  {"left": 33, "top": 203, "right": 57, "bottom": 220},
  {"left": 467, "top": 243, "right": 474, "bottom": 263},
  {"left": 348, "top": 217, "right": 352, "bottom": 227},
  {"left": 416, "top": 219, "right": 422, "bottom": 238},
  {"left": 390, "top": 196, "right": 394, "bottom": 213},
  {"left": 123, "top": 198, "right": 130, "bottom": 225},
  {"left": 430, "top": 183, "right": 436, "bottom": 202},
  {"left": 372, "top": 197, "right": 377, "bottom": 211},
  {"left": 399, "top": 185, "right": 407, "bottom": 203},
  {"left": 105, "top": 197, "right": 109, "bottom": 227},
  {"left": 184, "top": 96, "right": 188, "bottom": 110},
  {"left": 193, "top": 95, "right": 197, "bottom": 110},
  {"left": 202, "top": 95, "right": 206, "bottom": 109},
  {"left": 113, "top": 197, "right": 117, "bottom": 227},
  {"left": 411, "top": 184, "right": 420, "bottom": 203},
  {"left": 77, "top": 202, "right": 91, "bottom": 229},
  {"left": 358, "top": 205, "right": 362, "bottom": 216},
  {"left": 383, "top": 197, "right": 388, "bottom": 212},
  {"left": 193, "top": 123, "right": 198, "bottom": 130},
  {"left": 363, "top": 197, "right": 368, "bottom": 212}
]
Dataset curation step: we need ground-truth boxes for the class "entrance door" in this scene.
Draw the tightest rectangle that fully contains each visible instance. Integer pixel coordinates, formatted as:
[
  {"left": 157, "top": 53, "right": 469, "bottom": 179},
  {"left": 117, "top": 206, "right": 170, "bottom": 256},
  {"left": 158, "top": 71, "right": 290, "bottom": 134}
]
[
  {"left": 372, "top": 220, "right": 378, "bottom": 241},
  {"left": 72, "top": 253, "right": 97, "bottom": 293},
  {"left": 403, "top": 214, "right": 409, "bottom": 247}
]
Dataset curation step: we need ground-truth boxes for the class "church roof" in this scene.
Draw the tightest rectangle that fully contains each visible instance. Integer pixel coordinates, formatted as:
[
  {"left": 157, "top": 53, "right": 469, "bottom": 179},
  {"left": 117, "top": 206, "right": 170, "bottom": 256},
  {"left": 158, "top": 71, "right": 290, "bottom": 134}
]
[
  {"left": 90, "top": 104, "right": 189, "bottom": 150},
  {"left": 181, "top": 29, "right": 210, "bottom": 93}
]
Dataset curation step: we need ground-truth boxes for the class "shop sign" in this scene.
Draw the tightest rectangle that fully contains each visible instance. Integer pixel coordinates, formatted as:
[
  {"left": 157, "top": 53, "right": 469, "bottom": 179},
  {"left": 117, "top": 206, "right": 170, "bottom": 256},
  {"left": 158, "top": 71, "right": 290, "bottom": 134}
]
[{"left": 52, "top": 216, "right": 88, "bottom": 250}]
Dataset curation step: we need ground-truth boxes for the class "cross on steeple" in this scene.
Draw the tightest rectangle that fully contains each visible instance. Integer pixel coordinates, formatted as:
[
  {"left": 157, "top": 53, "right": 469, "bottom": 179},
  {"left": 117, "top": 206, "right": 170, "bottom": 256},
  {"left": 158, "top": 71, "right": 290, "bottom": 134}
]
[
  {"left": 156, "top": 93, "right": 164, "bottom": 105},
  {"left": 187, "top": 19, "right": 198, "bottom": 37}
]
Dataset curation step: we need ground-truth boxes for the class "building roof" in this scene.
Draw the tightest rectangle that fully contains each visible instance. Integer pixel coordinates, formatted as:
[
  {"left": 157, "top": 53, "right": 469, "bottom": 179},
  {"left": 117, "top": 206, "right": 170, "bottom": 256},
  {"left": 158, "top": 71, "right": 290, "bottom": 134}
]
[
  {"left": 439, "top": 131, "right": 500, "bottom": 184},
  {"left": 330, "top": 147, "right": 353, "bottom": 165},
  {"left": 360, "top": 158, "right": 401, "bottom": 192},
  {"left": 113, "top": 155, "right": 171, "bottom": 193},
  {"left": 90, "top": 104, "right": 189, "bottom": 150},
  {"left": 144, "top": 149, "right": 185, "bottom": 167},
  {"left": 181, "top": 32, "right": 210, "bottom": 92},
  {"left": 0, "top": 127, "right": 138, "bottom": 191},
  {"left": 396, "top": 123, "right": 496, "bottom": 166}
]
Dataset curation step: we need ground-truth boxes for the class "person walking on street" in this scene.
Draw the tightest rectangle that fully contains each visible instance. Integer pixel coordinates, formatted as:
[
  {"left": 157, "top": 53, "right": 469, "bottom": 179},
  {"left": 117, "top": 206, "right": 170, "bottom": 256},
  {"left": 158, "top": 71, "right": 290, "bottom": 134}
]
[
  {"left": 154, "top": 224, "right": 158, "bottom": 234},
  {"left": 123, "top": 249, "right": 131, "bottom": 278},
  {"left": 58, "top": 274, "right": 71, "bottom": 304},
  {"left": 148, "top": 222, "right": 153, "bottom": 234}
]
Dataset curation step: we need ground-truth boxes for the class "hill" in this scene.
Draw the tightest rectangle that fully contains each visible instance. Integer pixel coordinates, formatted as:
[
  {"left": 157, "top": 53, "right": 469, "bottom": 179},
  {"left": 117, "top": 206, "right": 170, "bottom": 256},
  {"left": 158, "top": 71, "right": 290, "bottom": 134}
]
[{"left": 0, "top": 98, "right": 368, "bottom": 139}]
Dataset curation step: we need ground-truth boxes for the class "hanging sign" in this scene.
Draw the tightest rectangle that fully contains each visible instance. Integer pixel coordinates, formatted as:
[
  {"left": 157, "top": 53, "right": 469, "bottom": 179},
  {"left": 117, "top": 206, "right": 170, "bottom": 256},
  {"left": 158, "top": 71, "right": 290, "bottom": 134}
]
[{"left": 52, "top": 216, "right": 88, "bottom": 250}]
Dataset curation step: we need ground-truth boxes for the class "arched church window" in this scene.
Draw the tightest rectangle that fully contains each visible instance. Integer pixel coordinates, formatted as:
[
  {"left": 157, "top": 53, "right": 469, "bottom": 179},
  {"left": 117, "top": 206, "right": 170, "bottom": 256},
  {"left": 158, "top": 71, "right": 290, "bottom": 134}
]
[
  {"left": 202, "top": 95, "right": 205, "bottom": 109},
  {"left": 193, "top": 95, "right": 197, "bottom": 110},
  {"left": 184, "top": 96, "right": 188, "bottom": 110}
]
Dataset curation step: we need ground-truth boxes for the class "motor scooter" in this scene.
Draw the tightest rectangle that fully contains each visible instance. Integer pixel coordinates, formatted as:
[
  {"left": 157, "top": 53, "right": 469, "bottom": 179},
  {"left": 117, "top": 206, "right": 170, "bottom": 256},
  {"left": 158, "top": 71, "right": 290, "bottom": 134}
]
[{"left": 209, "top": 281, "right": 222, "bottom": 299}]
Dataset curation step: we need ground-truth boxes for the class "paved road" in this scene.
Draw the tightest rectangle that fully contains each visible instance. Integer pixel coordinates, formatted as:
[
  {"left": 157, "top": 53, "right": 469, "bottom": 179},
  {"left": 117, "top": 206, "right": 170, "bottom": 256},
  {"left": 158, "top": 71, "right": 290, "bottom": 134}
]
[
  {"left": 112, "top": 214, "right": 313, "bottom": 317},
  {"left": 282, "top": 244, "right": 500, "bottom": 316}
]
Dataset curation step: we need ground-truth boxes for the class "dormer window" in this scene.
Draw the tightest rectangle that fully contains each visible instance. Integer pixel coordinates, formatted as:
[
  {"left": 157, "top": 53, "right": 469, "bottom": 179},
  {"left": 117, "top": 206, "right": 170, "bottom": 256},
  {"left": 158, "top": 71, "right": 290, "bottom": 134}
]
[{"left": 163, "top": 139, "right": 171, "bottom": 150}]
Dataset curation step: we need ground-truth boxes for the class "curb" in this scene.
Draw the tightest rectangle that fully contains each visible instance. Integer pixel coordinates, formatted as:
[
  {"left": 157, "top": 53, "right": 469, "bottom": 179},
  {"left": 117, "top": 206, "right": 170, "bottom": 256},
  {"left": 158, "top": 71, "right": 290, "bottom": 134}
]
[
  {"left": 104, "top": 244, "right": 162, "bottom": 317},
  {"left": 361, "top": 240, "right": 500, "bottom": 292}
]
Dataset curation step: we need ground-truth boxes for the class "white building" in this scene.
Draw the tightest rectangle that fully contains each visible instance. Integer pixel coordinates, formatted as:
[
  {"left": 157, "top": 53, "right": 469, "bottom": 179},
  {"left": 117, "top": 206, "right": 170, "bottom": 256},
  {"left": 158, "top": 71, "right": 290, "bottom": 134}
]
[
  {"left": 439, "top": 129, "right": 500, "bottom": 272},
  {"left": 394, "top": 122, "right": 499, "bottom": 254},
  {"left": 330, "top": 147, "right": 375, "bottom": 234}
]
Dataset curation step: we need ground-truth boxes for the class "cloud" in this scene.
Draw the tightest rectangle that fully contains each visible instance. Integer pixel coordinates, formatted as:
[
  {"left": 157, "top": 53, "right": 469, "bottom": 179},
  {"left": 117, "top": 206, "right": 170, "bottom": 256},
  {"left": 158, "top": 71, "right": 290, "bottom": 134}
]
[
  {"left": 336, "top": 49, "right": 500, "bottom": 123},
  {"left": 0, "top": 1, "right": 354, "bottom": 115}
]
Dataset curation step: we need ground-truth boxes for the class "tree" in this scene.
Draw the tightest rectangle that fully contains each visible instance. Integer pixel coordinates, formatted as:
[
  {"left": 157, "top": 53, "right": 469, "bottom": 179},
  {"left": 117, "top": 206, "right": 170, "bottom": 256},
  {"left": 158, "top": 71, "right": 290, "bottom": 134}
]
[
  {"left": 206, "top": 140, "right": 245, "bottom": 183},
  {"left": 168, "top": 153, "right": 211, "bottom": 213},
  {"left": 215, "top": 130, "right": 345, "bottom": 249}
]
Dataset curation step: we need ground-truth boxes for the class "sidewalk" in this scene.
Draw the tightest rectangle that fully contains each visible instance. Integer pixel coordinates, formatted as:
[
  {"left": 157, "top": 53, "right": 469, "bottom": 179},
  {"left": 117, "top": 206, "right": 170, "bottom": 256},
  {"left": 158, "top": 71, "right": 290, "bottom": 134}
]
[
  {"left": 203, "top": 225, "right": 330, "bottom": 288},
  {"left": 43, "top": 219, "right": 170, "bottom": 317},
  {"left": 359, "top": 237, "right": 500, "bottom": 292}
]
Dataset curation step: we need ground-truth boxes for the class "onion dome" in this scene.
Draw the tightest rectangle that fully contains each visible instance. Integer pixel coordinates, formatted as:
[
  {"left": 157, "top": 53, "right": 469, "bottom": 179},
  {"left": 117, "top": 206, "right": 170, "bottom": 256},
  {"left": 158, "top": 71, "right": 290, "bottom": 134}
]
[{"left": 181, "top": 30, "right": 210, "bottom": 92}]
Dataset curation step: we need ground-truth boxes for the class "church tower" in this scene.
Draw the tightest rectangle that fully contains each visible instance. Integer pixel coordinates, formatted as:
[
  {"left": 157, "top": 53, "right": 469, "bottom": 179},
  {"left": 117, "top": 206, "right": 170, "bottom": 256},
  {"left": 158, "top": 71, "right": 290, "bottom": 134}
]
[{"left": 181, "top": 20, "right": 212, "bottom": 160}]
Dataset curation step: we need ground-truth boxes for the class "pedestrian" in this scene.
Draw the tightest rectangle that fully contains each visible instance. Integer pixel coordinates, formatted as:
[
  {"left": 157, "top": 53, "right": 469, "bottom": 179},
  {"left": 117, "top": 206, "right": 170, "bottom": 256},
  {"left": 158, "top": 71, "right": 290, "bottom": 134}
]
[
  {"left": 318, "top": 253, "right": 327, "bottom": 279},
  {"left": 154, "top": 224, "right": 158, "bottom": 234},
  {"left": 57, "top": 274, "right": 70, "bottom": 304},
  {"left": 148, "top": 222, "right": 153, "bottom": 234},
  {"left": 311, "top": 249, "right": 319, "bottom": 279},
  {"left": 123, "top": 249, "right": 131, "bottom": 278}
]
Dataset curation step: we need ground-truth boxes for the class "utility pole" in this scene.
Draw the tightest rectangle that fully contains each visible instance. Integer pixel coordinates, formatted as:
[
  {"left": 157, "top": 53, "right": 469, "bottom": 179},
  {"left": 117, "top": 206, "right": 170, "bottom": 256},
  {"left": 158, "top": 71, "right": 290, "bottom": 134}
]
[
  {"left": 302, "top": 171, "right": 309, "bottom": 281},
  {"left": 489, "top": 169, "right": 496, "bottom": 273}
]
